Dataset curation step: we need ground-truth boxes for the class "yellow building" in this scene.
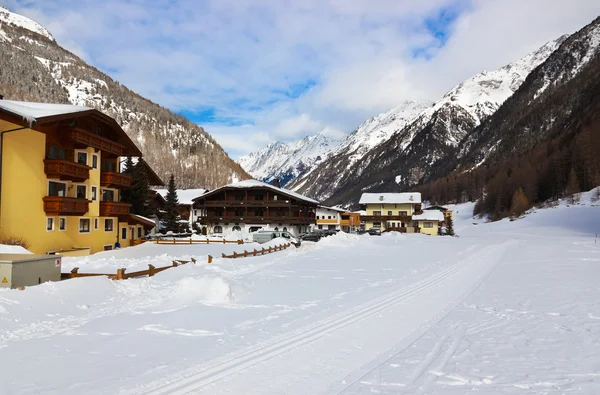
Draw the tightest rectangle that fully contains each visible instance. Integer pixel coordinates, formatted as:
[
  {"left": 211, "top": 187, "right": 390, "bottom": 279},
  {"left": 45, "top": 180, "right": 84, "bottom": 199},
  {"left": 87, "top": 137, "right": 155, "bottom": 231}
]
[
  {"left": 359, "top": 192, "right": 442, "bottom": 235},
  {"left": 0, "top": 100, "right": 158, "bottom": 255}
]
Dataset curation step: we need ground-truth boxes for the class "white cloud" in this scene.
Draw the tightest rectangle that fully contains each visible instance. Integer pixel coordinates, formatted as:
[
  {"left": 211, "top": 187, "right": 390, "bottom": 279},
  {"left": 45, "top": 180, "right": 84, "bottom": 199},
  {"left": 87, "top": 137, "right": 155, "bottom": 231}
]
[{"left": 4, "top": 0, "right": 600, "bottom": 159}]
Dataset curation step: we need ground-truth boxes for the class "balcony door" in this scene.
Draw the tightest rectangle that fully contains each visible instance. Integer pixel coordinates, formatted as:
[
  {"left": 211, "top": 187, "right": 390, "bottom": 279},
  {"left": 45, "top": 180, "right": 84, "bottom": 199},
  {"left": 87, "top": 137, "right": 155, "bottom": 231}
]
[{"left": 48, "top": 181, "right": 67, "bottom": 197}]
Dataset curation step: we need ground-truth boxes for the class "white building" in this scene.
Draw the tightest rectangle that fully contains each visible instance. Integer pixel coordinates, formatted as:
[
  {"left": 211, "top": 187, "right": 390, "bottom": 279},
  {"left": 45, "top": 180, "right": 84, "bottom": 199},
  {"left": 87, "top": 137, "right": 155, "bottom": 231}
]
[{"left": 315, "top": 205, "right": 345, "bottom": 231}]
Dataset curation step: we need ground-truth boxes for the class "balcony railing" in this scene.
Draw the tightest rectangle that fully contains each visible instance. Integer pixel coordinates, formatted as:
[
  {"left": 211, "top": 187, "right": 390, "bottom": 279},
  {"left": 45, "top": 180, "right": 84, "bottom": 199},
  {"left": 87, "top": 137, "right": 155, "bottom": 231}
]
[
  {"left": 198, "top": 200, "right": 293, "bottom": 207},
  {"left": 100, "top": 172, "right": 131, "bottom": 189},
  {"left": 43, "top": 196, "right": 89, "bottom": 216},
  {"left": 198, "top": 215, "right": 315, "bottom": 225},
  {"left": 362, "top": 215, "right": 412, "bottom": 222},
  {"left": 44, "top": 159, "right": 91, "bottom": 182},
  {"left": 99, "top": 201, "right": 131, "bottom": 217},
  {"left": 62, "top": 127, "right": 126, "bottom": 156}
]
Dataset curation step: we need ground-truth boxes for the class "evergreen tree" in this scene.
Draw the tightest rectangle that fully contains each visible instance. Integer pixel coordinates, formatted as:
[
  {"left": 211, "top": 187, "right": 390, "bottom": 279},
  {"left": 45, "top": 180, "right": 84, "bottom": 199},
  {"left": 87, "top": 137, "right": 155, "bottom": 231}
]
[
  {"left": 566, "top": 168, "right": 580, "bottom": 204},
  {"left": 510, "top": 187, "right": 530, "bottom": 218},
  {"left": 129, "top": 159, "right": 150, "bottom": 216},
  {"left": 446, "top": 215, "right": 455, "bottom": 236},
  {"left": 163, "top": 174, "right": 180, "bottom": 232},
  {"left": 120, "top": 156, "right": 135, "bottom": 204}
]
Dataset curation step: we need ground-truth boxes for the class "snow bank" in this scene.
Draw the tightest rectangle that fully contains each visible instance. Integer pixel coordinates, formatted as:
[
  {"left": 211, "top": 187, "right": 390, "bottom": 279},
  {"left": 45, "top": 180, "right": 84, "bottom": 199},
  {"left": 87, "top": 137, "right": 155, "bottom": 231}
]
[{"left": 0, "top": 244, "right": 32, "bottom": 254}]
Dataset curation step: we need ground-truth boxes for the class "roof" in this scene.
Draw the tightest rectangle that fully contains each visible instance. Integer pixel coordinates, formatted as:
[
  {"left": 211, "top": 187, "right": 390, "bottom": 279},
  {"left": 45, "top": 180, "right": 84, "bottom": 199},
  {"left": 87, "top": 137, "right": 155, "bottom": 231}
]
[
  {"left": 128, "top": 214, "right": 156, "bottom": 228},
  {"left": 317, "top": 205, "right": 346, "bottom": 212},
  {"left": 0, "top": 100, "right": 89, "bottom": 123},
  {"left": 155, "top": 188, "right": 207, "bottom": 205},
  {"left": 412, "top": 211, "right": 445, "bottom": 222},
  {"left": 424, "top": 205, "right": 448, "bottom": 211},
  {"left": 359, "top": 192, "right": 421, "bottom": 205},
  {"left": 194, "top": 179, "right": 319, "bottom": 205}
]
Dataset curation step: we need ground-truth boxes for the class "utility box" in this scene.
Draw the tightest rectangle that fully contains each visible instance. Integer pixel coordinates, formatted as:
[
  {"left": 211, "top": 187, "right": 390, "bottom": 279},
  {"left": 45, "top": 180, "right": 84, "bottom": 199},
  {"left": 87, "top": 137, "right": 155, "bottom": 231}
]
[{"left": 0, "top": 254, "right": 61, "bottom": 289}]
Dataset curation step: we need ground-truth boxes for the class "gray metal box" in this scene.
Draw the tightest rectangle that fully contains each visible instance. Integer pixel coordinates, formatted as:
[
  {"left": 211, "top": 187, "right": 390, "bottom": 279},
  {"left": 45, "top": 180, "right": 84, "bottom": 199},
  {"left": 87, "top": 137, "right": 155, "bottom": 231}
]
[{"left": 0, "top": 254, "right": 61, "bottom": 289}]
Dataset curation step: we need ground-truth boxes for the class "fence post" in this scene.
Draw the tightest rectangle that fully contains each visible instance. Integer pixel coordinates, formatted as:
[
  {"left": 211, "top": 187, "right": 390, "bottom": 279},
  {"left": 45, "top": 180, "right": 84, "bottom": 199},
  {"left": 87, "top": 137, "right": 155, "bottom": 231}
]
[
  {"left": 268, "top": 246, "right": 272, "bottom": 253},
  {"left": 244, "top": 250, "right": 248, "bottom": 257},
  {"left": 208, "top": 255, "right": 213, "bottom": 264},
  {"left": 191, "top": 258, "right": 197, "bottom": 264},
  {"left": 116, "top": 268, "right": 126, "bottom": 280},
  {"left": 261, "top": 248, "right": 266, "bottom": 255},
  {"left": 222, "top": 253, "right": 226, "bottom": 258},
  {"left": 223, "top": 239, "right": 226, "bottom": 244},
  {"left": 233, "top": 251, "right": 238, "bottom": 258},
  {"left": 190, "top": 238, "right": 192, "bottom": 244},
  {"left": 253, "top": 249, "right": 257, "bottom": 257},
  {"left": 70, "top": 267, "right": 80, "bottom": 279},
  {"left": 172, "top": 261, "right": 179, "bottom": 267},
  {"left": 148, "top": 264, "right": 155, "bottom": 277},
  {"left": 206, "top": 239, "right": 209, "bottom": 244}
]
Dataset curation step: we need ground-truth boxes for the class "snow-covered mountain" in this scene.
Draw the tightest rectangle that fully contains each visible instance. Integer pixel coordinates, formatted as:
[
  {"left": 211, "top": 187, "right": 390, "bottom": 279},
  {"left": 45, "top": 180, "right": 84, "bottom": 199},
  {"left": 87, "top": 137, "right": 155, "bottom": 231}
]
[
  {"left": 289, "top": 36, "right": 566, "bottom": 205},
  {"left": 238, "top": 131, "right": 341, "bottom": 187},
  {"left": 0, "top": 5, "right": 249, "bottom": 188}
]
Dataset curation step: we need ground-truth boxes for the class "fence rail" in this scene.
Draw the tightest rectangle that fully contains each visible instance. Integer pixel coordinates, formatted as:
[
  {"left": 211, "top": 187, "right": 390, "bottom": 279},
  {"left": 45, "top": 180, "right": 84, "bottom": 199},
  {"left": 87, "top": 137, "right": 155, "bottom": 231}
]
[
  {"left": 221, "top": 243, "right": 291, "bottom": 259},
  {"left": 154, "top": 239, "right": 244, "bottom": 245}
]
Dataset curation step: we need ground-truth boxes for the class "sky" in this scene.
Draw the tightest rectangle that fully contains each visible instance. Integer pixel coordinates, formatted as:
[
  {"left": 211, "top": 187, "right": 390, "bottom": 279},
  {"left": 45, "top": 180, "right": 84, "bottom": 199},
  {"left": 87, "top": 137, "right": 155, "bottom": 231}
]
[{"left": 3, "top": 0, "right": 600, "bottom": 159}]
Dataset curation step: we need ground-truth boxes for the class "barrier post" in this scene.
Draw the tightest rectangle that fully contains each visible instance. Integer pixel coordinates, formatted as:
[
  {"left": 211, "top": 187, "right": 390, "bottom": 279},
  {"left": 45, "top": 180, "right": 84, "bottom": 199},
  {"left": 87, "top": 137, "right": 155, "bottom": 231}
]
[
  {"left": 208, "top": 255, "right": 213, "bottom": 264},
  {"left": 148, "top": 264, "right": 155, "bottom": 277}
]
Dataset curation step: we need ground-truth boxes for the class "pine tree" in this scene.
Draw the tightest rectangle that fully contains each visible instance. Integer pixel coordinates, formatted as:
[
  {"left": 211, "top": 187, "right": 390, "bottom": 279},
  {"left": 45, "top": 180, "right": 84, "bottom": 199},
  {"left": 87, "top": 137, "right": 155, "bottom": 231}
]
[
  {"left": 120, "top": 156, "right": 135, "bottom": 204},
  {"left": 129, "top": 159, "right": 150, "bottom": 216},
  {"left": 566, "top": 168, "right": 580, "bottom": 204},
  {"left": 510, "top": 187, "right": 530, "bottom": 218},
  {"left": 446, "top": 215, "right": 455, "bottom": 236},
  {"left": 163, "top": 174, "right": 180, "bottom": 232}
]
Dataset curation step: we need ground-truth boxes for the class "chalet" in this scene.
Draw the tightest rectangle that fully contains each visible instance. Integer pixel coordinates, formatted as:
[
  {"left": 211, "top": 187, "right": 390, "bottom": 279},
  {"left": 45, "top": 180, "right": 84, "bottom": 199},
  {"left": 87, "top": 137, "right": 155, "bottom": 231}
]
[
  {"left": 192, "top": 179, "right": 318, "bottom": 237},
  {"left": 315, "top": 205, "right": 345, "bottom": 231},
  {"left": 412, "top": 211, "right": 444, "bottom": 236},
  {"left": 423, "top": 205, "right": 453, "bottom": 225},
  {"left": 340, "top": 211, "right": 361, "bottom": 233},
  {"left": 359, "top": 192, "right": 425, "bottom": 234},
  {"left": 154, "top": 188, "right": 206, "bottom": 228},
  {"left": 0, "top": 99, "right": 160, "bottom": 254}
]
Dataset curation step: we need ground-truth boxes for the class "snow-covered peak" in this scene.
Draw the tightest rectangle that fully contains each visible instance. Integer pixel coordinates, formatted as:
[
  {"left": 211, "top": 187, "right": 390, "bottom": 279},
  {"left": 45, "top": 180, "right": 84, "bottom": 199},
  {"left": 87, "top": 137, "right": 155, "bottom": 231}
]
[
  {"left": 238, "top": 130, "right": 341, "bottom": 186},
  {"left": 0, "top": 5, "right": 54, "bottom": 41}
]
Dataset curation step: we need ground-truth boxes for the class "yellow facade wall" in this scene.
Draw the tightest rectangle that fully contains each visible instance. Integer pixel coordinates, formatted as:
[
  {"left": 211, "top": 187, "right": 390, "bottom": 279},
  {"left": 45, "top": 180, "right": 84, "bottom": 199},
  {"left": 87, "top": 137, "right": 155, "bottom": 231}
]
[
  {"left": 416, "top": 221, "right": 439, "bottom": 236},
  {"left": 364, "top": 203, "right": 416, "bottom": 231},
  {"left": 0, "top": 123, "right": 122, "bottom": 254}
]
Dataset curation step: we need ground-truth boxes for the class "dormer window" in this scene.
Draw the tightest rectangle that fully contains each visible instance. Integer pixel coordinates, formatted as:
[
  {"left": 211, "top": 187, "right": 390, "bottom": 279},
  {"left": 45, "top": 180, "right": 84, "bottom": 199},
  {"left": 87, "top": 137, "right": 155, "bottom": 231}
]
[{"left": 379, "top": 196, "right": 384, "bottom": 201}]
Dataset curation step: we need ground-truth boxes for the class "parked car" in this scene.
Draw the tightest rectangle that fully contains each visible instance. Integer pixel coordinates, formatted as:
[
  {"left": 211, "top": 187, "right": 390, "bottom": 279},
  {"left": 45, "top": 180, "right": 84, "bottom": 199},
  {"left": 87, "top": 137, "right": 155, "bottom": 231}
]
[
  {"left": 323, "top": 229, "right": 338, "bottom": 236},
  {"left": 300, "top": 232, "right": 323, "bottom": 242},
  {"left": 253, "top": 230, "right": 301, "bottom": 247},
  {"left": 367, "top": 228, "right": 382, "bottom": 236}
]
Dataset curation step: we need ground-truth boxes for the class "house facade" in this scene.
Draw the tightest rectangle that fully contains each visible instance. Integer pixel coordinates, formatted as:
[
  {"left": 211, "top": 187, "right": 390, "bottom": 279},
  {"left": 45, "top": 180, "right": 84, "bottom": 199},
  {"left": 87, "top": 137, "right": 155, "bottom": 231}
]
[
  {"left": 192, "top": 179, "right": 317, "bottom": 237},
  {"left": 340, "top": 212, "right": 361, "bottom": 233},
  {"left": 424, "top": 205, "right": 453, "bottom": 225},
  {"left": 0, "top": 99, "right": 157, "bottom": 254},
  {"left": 315, "top": 205, "right": 345, "bottom": 231},
  {"left": 412, "top": 211, "right": 444, "bottom": 236},
  {"left": 359, "top": 193, "right": 425, "bottom": 233}
]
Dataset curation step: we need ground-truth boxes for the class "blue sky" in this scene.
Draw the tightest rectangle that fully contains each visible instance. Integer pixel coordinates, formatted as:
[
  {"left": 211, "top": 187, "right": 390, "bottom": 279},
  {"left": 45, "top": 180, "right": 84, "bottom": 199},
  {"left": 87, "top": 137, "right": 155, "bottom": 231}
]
[{"left": 4, "top": 0, "right": 600, "bottom": 159}]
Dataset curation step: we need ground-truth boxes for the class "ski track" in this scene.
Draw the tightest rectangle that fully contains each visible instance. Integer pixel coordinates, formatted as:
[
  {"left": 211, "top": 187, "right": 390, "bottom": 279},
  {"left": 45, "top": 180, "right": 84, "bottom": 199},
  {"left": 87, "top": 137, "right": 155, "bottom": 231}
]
[{"left": 122, "top": 241, "right": 514, "bottom": 395}]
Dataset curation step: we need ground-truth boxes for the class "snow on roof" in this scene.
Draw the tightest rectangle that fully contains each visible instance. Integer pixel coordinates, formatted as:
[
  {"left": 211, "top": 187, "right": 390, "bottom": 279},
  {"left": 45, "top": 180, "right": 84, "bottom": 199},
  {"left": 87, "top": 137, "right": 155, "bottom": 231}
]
[
  {"left": 317, "top": 205, "right": 346, "bottom": 212},
  {"left": 412, "top": 211, "right": 445, "bottom": 222},
  {"left": 200, "top": 179, "right": 319, "bottom": 204},
  {"left": 0, "top": 100, "right": 90, "bottom": 123},
  {"left": 0, "top": 244, "right": 33, "bottom": 254},
  {"left": 154, "top": 189, "right": 207, "bottom": 205},
  {"left": 130, "top": 214, "right": 156, "bottom": 226},
  {"left": 359, "top": 192, "right": 421, "bottom": 205}
]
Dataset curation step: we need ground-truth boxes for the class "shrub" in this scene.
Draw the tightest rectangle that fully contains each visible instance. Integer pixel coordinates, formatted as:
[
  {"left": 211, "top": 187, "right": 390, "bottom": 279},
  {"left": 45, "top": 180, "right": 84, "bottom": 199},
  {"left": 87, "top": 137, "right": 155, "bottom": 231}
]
[{"left": 0, "top": 235, "right": 30, "bottom": 250}]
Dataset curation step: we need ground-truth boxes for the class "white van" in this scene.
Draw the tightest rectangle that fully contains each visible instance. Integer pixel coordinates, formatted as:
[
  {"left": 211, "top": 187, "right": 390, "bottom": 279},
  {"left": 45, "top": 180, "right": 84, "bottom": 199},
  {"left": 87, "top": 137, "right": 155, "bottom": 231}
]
[{"left": 252, "top": 230, "right": 301, "bottom": 247}]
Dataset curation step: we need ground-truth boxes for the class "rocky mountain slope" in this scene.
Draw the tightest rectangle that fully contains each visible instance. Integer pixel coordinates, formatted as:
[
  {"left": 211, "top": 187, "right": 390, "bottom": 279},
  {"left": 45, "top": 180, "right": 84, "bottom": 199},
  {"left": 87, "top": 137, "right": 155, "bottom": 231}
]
[
  {"left": 290, "top": 36, "right": 566, "bottom": 206},
  {"left": 0, "top": 5, "right": 249, "bottom": 188}
]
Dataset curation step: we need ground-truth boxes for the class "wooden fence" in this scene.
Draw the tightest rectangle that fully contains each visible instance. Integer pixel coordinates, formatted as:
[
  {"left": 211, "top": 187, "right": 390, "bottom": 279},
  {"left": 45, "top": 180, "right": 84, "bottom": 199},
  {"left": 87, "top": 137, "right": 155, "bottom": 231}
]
[
  {"left": 154, "top": 238, "right": 244, "bottom": 245},
  {"left": 221, "top": 243, "right": 291, "bottom": 259}
]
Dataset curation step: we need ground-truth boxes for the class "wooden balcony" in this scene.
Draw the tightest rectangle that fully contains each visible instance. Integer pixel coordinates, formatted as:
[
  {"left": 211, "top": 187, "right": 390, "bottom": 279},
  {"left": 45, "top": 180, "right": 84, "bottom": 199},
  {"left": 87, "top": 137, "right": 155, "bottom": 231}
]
[
  {"left": 199, "top": 200, "right": 292, "bottom": 208},
  {"left": 198, "top": 215, "right": 315, "bottom": 225},
  {"left": 62, "top": 127, "right": 126, "bottom": 156},
  {"left": 100, "top": 172, "right": 131, "bottom": 188},
  {"left": 44, "top": 159, "right": 91, "bottom": 182},
  {"left": 362, "top": 215, "right": 412, "bottom": 222},
  {"left": 99, "top": 201, "right": 131, "bottom": 217},
  {"left": 43, "top": 196, "right": 89, "bottom": 216},
  {"left": 385, "top": 227, "right": 421, "bottom": 233}
]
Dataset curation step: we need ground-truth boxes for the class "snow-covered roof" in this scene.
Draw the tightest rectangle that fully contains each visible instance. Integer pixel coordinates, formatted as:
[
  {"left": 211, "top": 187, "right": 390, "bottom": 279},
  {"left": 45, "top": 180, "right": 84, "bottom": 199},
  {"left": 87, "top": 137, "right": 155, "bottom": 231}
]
[
  {"left": 359, "top": 192, "right": 421, "bottom": 205},
  {"left": 130, "top": 214, "right": 156, "bottom": 227},
  {"left": 154, "top": 189, "right": 207, "bottom": 206},
  {"left": 412, "top": 211, "right": 444, "bottom": 222},
  {"left": 197, "top": 179, "right": 319, "bottom": 205},
  {"left": 0, "top": 100, "right": 90, "bottom": 123},
  {"left": 317, "top": 205, "right": 346, "bottom": 212}
]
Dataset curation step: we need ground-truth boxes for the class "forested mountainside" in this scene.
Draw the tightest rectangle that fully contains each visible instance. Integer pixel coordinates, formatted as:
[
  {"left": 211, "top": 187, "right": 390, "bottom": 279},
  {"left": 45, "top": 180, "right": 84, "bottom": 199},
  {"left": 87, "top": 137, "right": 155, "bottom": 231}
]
[
  {"left": 0, "top": 5, "right": 250, "bottom": 188},
  {"left": 288, "top": 38, "right": 564, "bottom": 206},
  {"left": 238, "top": 131, "right": 340, "bottom": 188},
  {"left": 418, "top": 16, "right": 600, "bottom": 220}
]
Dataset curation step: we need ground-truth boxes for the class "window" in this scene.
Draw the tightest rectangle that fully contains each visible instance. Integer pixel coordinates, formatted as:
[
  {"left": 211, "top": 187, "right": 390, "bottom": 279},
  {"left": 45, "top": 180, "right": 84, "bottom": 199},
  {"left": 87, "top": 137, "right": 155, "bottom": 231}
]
[
  {"left": 423, "top": 221, "right": 433, "bottom": 228},
  {"left": 79, "top": 218, "right": 91, "bottom": 233},
  {"left": 102, "top": 160, "right": 116, "bottom": 172},
  {"left": 399, "top": 211, "right": 408, "bottom": 216},
  {"left": 387, "top": 211, "right": 392, "bottom": 216},
  {"left": 249, "top": 226, "right": 262, "bottom": 233},
  {"left": 318, "top": 225, "right": 323, "bottom": 229},
  {"left": 214, "top": 226, "right": 223, "bottom": 234},
  {"left": 283, "top": 227, "right": 287, "bottom": 232},
  {"left": 46, "top": 217, "right": 54, "bottom": 231},
  {"left": 91, "top": 186, "right": 98, "bottom": 201},
  {"left": 194, "top": 210, "right": 197, "bottom": 216},
  {"left": 94, "top": 218, "right": 99, "bottom": 230},
  {"left": 76, "top": 151, "right": 88, "bottom": 166},
  {"left": 48, "top": 146, "right": 65, "bottom": 160},
  {"left": 373, "top": 222, "right": 381, "bottom": 228},
  {"left": 104, "top": 218, "right": 114, "bottom": 231},
  {"left": 273, "top": 195, "right": 278, "bottom": 201},
  {"left": 102, "top": 189, "right": 115, "bottom": 202},
  {"left": 232, "top": 225, "right": 241, "bottom": 231},
  {"left": 103, "top": 245, "right": 113, "bottom": 251},
  {"left": 48, "top": 181, "right": 66, "bottom": 197},
  {"left": 92, "top": 154, "right": 98, "bottom": 169},
  {"left": 137, "top": 227, "right": 142, "bottom": 238},
  {"left": 373, "top": 211, "right": 381, "bottom": 216},
  {"left": 76, "top": 185, "right": 87, "bottom": 199},
  {"left": 121, "top": 227, "right": 127, "bottom": 240},
  {"left": 274, "top": 227, "right": 279, "bottom": 231},
  {"left": 58, "top": 217, "right": 66, "bottom": 231},
  {"left": 328, "top": 216, "right": 332, "bottom": 219}
]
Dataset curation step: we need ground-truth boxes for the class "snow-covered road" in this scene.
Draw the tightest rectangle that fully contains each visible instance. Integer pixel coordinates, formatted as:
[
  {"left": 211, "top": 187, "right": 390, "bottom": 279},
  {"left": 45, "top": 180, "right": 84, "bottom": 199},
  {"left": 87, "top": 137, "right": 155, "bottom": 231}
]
[{"left": 0, "top": 193, "right": 599, "bottom": 394}]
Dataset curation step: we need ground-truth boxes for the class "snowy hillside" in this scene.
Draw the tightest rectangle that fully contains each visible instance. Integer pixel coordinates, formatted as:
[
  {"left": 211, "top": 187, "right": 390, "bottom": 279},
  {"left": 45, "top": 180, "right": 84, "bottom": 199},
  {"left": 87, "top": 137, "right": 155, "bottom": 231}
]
[
  {"left": 238, "top": 131, "right": 341, "bottom": 187},
  {"left": 0, "top": 5, "right": 54, "bottom": 41}
]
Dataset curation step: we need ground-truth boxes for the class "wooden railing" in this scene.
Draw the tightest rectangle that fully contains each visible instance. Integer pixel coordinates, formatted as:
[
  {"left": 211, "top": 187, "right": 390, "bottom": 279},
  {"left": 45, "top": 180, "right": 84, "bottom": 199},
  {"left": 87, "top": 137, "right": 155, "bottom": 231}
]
[
  {"left": 99, "top": 201, "right": 131, "bottom": 217},
  {"left": 221, "top": 243, "right": 292, "bottom": 258},
  {"left": 362, "top": 215, "right": 412, "bottom": 222},
  {"left": 198, "top": 215, "right": 315, "bottom": 224},
  {"left": 100, "top": 171, "right": 131, "bottom": 188},
  {"left": 385, "top": 227, "right": 421, "bottom": 233},
  {"left": 155, "top": 239, "right": 244, "bottom": 245},
  {"left": 199, "top": 200, "right": 293, "bottom": 207},
  {"left": 63, "top": 127, "right": 126, "bottom": 156},
  {"left": 44, "top": 159, "right": 91, "bottom": 182},
  {"left": 43, "top": 196, "right": 89, "bottom": 216}
]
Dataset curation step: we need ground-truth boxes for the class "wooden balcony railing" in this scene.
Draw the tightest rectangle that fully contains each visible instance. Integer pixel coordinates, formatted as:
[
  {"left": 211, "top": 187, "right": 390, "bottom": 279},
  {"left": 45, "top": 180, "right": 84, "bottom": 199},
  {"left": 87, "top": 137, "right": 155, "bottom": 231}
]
[
  {"left": 43, "top": 196, "right": 89, "bottom": 216},
  {"left": 198, "top": 200, "right": 293, "bottom": 207},
  {"left": 197, "top": 215, "right": 315, "bottom": 225},
  {"left": 99, "top": 201, "right": 131, "bottom": 217},
  {"left": 62, "top": 127, "right": 126, "bottom": 156},
  {"left": 362, "top": 215, "right": 412, "bottom": 222},
  {"left": 44, "top": 159, "right": 91, "bottom": 182},
  {"left": 100, "top": 172, "right": 131, "bottom": 189}
]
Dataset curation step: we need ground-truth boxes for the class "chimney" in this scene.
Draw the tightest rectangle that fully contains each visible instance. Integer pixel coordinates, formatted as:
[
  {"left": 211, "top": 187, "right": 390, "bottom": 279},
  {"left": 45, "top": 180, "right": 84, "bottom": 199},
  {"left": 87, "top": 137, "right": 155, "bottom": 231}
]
[{"left": 271, "top": 179, "right": 281, "bottom": 188}]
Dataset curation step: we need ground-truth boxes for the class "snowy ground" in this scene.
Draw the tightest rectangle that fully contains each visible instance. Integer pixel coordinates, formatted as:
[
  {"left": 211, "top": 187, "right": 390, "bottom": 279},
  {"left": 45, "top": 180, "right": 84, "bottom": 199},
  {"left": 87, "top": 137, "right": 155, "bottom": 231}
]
[{"left": 0, "top": 192, "right": 599, "bottom": 394}]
